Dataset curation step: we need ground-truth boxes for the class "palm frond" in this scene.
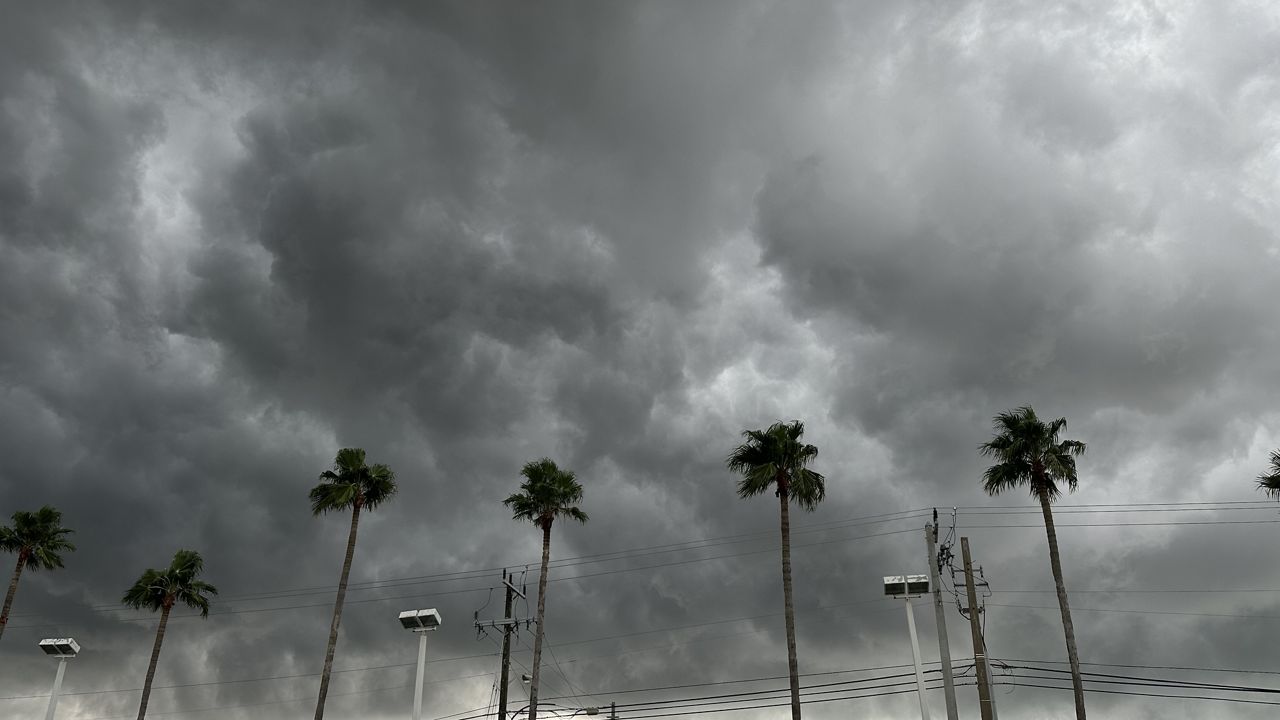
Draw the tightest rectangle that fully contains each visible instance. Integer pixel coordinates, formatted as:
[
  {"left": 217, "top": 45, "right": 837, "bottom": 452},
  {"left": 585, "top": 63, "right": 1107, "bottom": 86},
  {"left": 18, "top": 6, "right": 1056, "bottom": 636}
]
[
  {"left": 1258, "top": 450, "right": 1280, "bottom": 499},
  {"left": 122, "top": 550, "right": 216, "bottom": 617},
  {"left": 1, "top": 505, "right": 75, "bottom": 571},
  {"left": 504, "top": 458, "right": 587, "bottom": 528},
  {"left": 308, "top": 448, "right": 398, "bottom": 515},
  {"left": 978, "top": 407, "right": 1084, "bottom": 501},
  {"left": 726, "top": 420, "right": 825, "bottom": 511}
]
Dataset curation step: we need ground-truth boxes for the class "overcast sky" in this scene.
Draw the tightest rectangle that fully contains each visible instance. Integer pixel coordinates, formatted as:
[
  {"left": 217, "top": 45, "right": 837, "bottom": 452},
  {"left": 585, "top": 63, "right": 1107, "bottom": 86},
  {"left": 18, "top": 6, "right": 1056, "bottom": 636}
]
[{"left": 3, "top": 1, "right": 1280, "bottom": 719}]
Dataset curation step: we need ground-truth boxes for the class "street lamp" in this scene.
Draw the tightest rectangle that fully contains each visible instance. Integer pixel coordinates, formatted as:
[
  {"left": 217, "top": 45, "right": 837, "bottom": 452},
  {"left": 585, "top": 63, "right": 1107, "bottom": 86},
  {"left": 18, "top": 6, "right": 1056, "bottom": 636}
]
[
  {"left": 38, "top": 638, "right": 80, "bottom": 720},
  {"left": 884, "top": 574, "right": 932, "bottom": 720},
  {"left": 398, "top": 608, "right": 442, "bottom": 720}
]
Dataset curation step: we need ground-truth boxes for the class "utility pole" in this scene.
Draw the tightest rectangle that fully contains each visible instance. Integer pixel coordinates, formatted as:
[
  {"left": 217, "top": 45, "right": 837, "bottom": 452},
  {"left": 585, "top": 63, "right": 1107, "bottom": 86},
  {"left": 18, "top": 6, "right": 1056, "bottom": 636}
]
[
  {"left": 607, "top": 701, "right": 618, "bottom": 719},
  {"left": 925, "top": 514, "right": 959, "bottom": 720},
  {"left": 961, "top": 538, "right": 993, "bottom": 720},
  {"left": 477, "top": 570, "right": 526, "bottom": 720}
]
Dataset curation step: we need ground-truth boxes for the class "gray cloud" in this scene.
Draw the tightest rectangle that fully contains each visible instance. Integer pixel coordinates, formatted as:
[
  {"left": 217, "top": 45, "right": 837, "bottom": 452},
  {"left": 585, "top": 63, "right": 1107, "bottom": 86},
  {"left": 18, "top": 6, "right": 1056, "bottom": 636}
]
[{"left": 2, "top": 1, "right": 1279, "bottom": 719}]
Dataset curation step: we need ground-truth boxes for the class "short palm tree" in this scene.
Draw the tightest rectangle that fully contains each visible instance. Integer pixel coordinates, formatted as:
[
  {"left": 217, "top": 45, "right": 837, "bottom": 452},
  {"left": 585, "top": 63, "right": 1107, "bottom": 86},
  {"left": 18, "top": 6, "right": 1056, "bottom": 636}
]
[
  {"left": 122, "top": 549, "right": 217, "bottom": 720},
  {"left": 1257, "top": 450, "right": 1280, "bottom": 498},
  {"left": 309, "top": 447, "right": 397, "bottom": 720},
  {"left": 0, "top": 505, "right": 76, "bottom": 642},
  {"left": 979, "top": 406, "right": 1087, "bottom": 720},
  {"left": 503, "top": 458, "right": 587, "bottom": 720},
  {"left": 726, "top": 420, "right": 825, "bottom": 720}
]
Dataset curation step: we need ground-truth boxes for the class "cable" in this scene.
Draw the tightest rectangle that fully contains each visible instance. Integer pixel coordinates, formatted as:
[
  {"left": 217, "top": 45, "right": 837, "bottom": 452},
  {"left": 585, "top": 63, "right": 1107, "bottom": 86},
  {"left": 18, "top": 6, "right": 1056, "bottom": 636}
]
[
  {"left": 988, "top": 601, "right": 1280, "bottom": 621},
  {"left": 1000, "top": 657, "right": 1280, "bottom": 677},
  {"left": 994, "top": 679, "right": 1280, "bottom": 707},
  {"left": 9, "top": 507, "right": 933, "bottom": 620},
  {"left": 6, "top": 519, "right": 931, "bottom": 626}
]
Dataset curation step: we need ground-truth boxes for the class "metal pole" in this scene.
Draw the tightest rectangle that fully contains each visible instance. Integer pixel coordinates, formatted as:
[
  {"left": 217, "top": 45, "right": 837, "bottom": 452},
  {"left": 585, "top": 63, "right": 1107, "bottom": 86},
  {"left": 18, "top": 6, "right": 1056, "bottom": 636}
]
[
  {"left": 925, "top": 521, "right": 959, "bottom": 720},
  {"left": 45, "top": 657, "right": 68, "bottom": 720},
  {"left": 961, "top": 538, "right": 993, "bottom": 720},
  {"left": 412, "top": 630, "right": 428, "bottom": 720},
  {"left": 904, "top": 595, "right": 932, "bottom": 720}
]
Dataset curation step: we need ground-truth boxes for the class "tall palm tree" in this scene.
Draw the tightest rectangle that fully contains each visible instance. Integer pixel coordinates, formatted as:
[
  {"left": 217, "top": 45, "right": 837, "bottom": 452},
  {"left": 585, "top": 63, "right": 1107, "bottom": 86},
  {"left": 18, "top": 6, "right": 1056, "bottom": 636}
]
[
  {"left": 503, "top": 458, "right": 587, "bottom": 720},
  {"left": 0, "top": 505, "right": 76, "bottom": 642},
  {"left": 726, "top": 420, "right": 825, "bottom": 720},
  {"left": 1257, "top": 450, "right": 1280, "bottom": 498},
  {"left": 979, "top": 406, "right": 1087, "bottom": 720},
  {"left": 121, "top": 549, "right": 217, "bottom": 720},
  {"left": 309, "top": 447, "right": 397, "bottom": 720}
]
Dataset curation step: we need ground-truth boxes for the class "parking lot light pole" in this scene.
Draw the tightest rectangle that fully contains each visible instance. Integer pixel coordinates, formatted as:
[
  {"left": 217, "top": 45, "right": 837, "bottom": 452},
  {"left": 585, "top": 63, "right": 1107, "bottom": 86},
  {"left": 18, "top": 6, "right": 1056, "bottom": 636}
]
[
  {"left": 39, "top": 638, "right": 80, "bottom": 720},
  {"left": 399, "top": 609, "right": 443, "bottom": 720},
  {"left": 884, "top": 575, "right": 932, "bottom": 720}
]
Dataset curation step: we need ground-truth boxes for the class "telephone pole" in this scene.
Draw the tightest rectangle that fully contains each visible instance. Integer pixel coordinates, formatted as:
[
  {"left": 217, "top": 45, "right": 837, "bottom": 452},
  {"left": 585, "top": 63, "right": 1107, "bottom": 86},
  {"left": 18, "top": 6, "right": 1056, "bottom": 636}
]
[
  {"left": 477, "top": 570, "right": 526, "bottom": 720},
  {"left": 961, "top": 538, "right": 994, "bottom": 720},
  {"left": 925, "top": 515, "right": 959, "bottom": 720}
]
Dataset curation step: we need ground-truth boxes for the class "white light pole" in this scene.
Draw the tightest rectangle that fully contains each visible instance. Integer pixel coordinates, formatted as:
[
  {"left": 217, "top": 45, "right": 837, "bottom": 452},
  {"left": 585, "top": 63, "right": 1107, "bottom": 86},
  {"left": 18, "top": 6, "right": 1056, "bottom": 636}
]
[
  {"left": 884, "top": 575, "right": 932, "bottom": 720},
  {"left": 398, "top": 608, "right": 442, "bottom": 720},
  {"left": 38, "top": 638, "right": 80, "bottom": 720}
]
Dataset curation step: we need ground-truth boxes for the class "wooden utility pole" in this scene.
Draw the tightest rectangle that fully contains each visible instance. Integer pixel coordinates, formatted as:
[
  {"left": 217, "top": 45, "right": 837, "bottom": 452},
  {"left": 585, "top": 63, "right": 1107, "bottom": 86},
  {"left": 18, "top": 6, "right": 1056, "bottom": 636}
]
[
  {"left": 476, "top": 570, "right": 525, "bottom": 720},
  {"left": 498, "top": 571, "right": 516, "bottom": 720},
  {"left": 925, "top": 518, "right": 959, "bottom": 720},
  {"left": 961, "top": 538, "right": 993, "bottom": 720}
]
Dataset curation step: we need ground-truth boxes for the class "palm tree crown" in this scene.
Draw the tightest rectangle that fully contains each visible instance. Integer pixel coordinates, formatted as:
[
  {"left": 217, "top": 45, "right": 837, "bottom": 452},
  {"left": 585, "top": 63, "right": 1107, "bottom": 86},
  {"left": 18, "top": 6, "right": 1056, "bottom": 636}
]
[
  {"left": 978, "top": 406, "right": 1086, "bottom": 500},
  {"left": 1257, "top": 450, "right": 1280, "bottom": 498},
  {"left": 122, "top": 549, "right": 219, "bottom": 617},
  {"left": 0, "top": 505, "right": 76, "bottom": 570},
  {"left": 309, "top": 447, "right": 398, "bottom": 516},
  {"left": 504, "top": 458, "right": 589, "bottom": 530},
  {"left": 726, "top": 420, "right": 825, "bottom": 508}
]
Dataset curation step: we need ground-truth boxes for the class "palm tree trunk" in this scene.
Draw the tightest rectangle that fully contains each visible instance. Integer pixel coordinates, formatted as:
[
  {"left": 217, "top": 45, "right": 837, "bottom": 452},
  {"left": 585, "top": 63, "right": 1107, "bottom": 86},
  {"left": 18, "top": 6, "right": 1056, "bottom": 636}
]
[
  {"left": 0, "top": 550, "right": 27, "bottom": 642},
  {"left": 529, "top": 520, "right": 553, "bottom": 720},
  {"left": 1039, "top": 488, "right": 1085, "bottom": 719},
  {"left": 315, "top": 501, "right": 361, "bottom": 720},
  {"left": 137, "top": 601, "right": 172, "bottom": 719},
  {"left": 778, "top": 483, "right": 802, "bottom": 720}
]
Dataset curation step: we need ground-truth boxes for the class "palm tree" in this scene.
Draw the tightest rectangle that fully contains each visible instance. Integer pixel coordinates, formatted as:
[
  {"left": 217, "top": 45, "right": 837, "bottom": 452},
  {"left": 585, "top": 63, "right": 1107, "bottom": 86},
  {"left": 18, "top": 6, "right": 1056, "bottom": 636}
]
[
  {"left": 0, "top": 505, "right": 76, "bottom": 642},
  {"left": 979, "top": 406, "right": 1088, "bottom": 720},
  {"left": 1257, "top": 450, "right": 1280, "bottom": 498},
  {"left": 121, "top": 549, "right": 218, "bottom": 720},
  {"left": 503, "top": 458, "right": 587, "bottom": 720},
  {"left": 726, "top": 420, "right": 825, "bottom": 720},
  {"left": 309, "top": 447, "right": 397, "bottom": 720}
]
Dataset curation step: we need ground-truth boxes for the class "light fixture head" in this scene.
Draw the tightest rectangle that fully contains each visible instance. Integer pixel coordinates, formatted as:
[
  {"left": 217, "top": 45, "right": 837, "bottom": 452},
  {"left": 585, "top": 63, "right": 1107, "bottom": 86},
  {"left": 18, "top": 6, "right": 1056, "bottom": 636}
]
[
  {"left": 39, "top": 638, "right": 81, "bottom": 657},
  {"left": 398, "top": 608, "right": 443, "bottom": 630},
  {"left": 883, "top": 574, "right": 930, "bottom": 597}
]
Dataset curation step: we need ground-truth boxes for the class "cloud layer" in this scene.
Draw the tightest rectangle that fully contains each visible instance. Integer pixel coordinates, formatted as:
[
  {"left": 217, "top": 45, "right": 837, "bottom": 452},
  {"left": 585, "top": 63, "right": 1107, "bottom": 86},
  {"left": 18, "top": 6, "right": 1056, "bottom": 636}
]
[{"left": 2, "top": 2, "right": 1279, "bottom": 718}]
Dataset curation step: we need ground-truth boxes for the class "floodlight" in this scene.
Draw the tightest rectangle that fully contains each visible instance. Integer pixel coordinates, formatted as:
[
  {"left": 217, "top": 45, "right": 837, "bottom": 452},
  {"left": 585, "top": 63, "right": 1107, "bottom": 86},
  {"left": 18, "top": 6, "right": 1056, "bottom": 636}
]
[
  {"left": 398, "top": 608, "right": 442, "bottom": 630},
  {"left": 38, "top": 638, "right": 80, "bottom": 657},
  {"left": 398, "top": 609, "right": 443, "bottom": 720},
  {"left": 40, "top": 638, "right": 81, "bottom": 719},
  {"left": 882, "top": 573, "right": 932, "bottom": 719},
  {"left": 882, "top": 574, "right": 930, "bottom": 597}
]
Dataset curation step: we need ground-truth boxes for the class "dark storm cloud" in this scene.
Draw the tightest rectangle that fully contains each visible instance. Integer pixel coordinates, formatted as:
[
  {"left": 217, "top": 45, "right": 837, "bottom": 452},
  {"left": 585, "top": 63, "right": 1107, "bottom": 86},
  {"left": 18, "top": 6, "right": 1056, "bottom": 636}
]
[{"left": 3, "top": 1, "right": 1280, "bottom": 719}]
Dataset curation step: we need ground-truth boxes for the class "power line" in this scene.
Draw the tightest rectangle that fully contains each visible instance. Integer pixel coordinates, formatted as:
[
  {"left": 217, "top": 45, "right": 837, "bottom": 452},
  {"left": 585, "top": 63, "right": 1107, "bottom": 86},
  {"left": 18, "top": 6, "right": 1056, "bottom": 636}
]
[
  {"left": 5, "top": 527, "right": 925, "bottom": 629},
  {"left": 994, "top": 680, "right": 1280, "bottom": 707},
  {"left": 988, "top": 602, "right": 1280, "bottom": 621},
  {"left": 1000, "top": 657, "right": 1280, "bottom": 677},
  {"left": 5, "top": 509, "right": 933, "bottom": 621},
  {"left": 13, "top": 501, "right": 1267, "bottom": 620}
]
